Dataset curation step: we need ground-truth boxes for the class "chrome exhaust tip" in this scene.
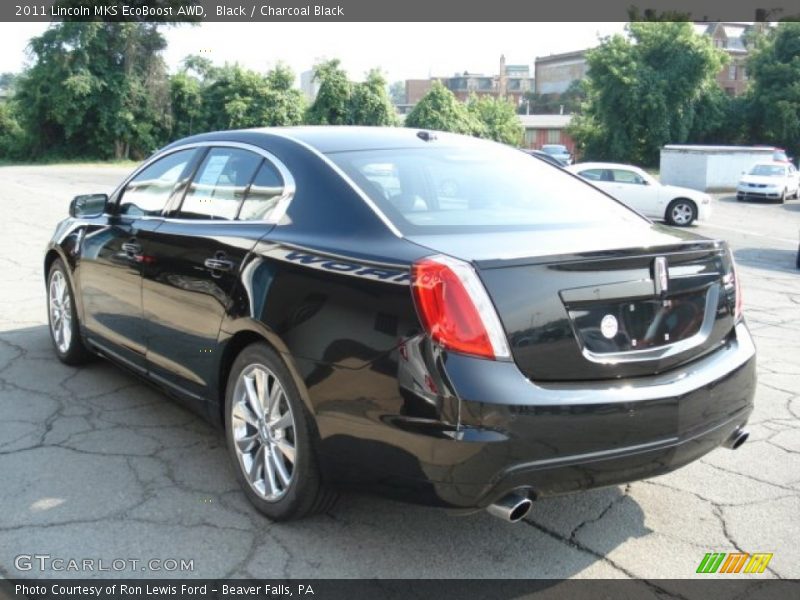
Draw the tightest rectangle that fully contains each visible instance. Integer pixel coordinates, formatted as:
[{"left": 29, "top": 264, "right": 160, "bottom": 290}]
[
  {"left": 486, "top": 492, "right": 533, "bottom": 523},
  {"left": 723, "top": 428, "right": 749, "bottom": 450}
]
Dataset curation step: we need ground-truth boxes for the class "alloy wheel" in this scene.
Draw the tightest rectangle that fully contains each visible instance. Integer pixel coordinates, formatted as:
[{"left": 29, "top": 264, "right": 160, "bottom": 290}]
[
  {"left": 231, "top": 363, "right": 297, "bottom": 501},
  {"left": 49, "top": 270, "right": 72, "bottom": 354},
  {"left": 671, "top": 202, "right": 694, "bottom": 226}
]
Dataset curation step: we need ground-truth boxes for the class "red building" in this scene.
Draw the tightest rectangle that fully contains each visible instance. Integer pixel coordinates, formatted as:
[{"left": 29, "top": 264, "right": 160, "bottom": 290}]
[{"left": 518, "top": 114, "right": 575, "bottom": 154}]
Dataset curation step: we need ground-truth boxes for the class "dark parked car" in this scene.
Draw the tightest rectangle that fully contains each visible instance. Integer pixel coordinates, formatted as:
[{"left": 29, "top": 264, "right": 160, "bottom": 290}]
[
  {"left": 540, "top": 143, "right": 573, "bottom": 166},
  {"left": 521, "top": 148, "right": 565, "bottom": 168},
  {"left": 45, "top": 127, "right": 756, "bottom": 522}
]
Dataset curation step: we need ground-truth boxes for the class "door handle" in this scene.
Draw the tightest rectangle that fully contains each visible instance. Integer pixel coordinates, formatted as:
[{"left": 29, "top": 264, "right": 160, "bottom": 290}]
[
  {"left": 122, "top": 241, "right": 142, "bottom": 255},
  {"left": 204, "top": 257, "right": 235, "bottom": 272}
]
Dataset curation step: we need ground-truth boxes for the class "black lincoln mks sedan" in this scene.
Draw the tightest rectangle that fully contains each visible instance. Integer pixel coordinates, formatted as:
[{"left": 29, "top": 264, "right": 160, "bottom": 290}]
[{"left": 44, "top": 127, "right": 756, "bottom": 522}]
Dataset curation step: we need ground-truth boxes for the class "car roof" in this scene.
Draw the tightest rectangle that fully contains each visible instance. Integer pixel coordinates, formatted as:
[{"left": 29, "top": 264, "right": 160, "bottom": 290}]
[
  {"left": 568, "top": 162, "right": 646, "bottom": 171},
  {"left": 167, "top": 126, "right": 491, "bottom": 154}
]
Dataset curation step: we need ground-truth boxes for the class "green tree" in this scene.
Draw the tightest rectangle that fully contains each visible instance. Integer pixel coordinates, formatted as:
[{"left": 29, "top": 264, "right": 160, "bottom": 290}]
[
  {"left": 467, "top": 95, "right": 522, "bottom": 145},
  {"left": 15, "top": 21, "right": 172, "bottom": 159},
  {"left": 405, "top": 81, "right": 482, "bottom": 135},
  {"left": 747, "top": 22, "right": 800, "bottom": 157},
  {"left": 519, "top": 80, "right": 586, "bottom": 115},
  {"left": 569, "top": 22, "right": 727, "bottom": 165},
  {"left": 0, "top": 73, "right": 18, "bottom": 91},
  {"left": 261, "top": 63, "right": 306, "bottom": 127},
  {"left": 192, "top": 62, "right": 304, "bottom": 131},
  {"left": 306, "top": 59, "right": 351, "bottom": 125},
  {"left": 348, "top": 69, "right": 398, "bottom": 126},
  {"left": 389, "top": 80, "right": 406, "bottom": 105},
  {"left": 0, "top": 102, "right": 24, "bottom": 159},
  {"left": 169, "top": 70, "right": 203, "bottom": 139},
  {"left": 687, "top": 86, "right": 750, "bottom": 145}
]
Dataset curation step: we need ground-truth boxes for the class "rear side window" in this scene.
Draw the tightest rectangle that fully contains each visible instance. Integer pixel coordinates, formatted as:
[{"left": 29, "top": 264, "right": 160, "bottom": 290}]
[
  {"left": 179, "top": 148, "right": 262, "bottom": 220},
  {"left": 238, "top": 161, "right": 286, "bottom": 221},
  {"left": 329, "top": 145, "right": 642, "bottom": 234},
  {"left": 119, "top": 149, "right": 196, "bottom": 217},
  {"left": 578, "top": 169, "right": 605, "bottom": 181},
  {"left": 612, "top": 169, "right": 646, "bottom": 185}
]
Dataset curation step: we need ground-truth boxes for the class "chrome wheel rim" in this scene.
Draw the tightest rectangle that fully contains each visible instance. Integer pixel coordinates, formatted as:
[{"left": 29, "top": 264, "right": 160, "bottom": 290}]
[
  {"left": 671, "top": 203, "right": 693, "bottom": 225},
  {"left": 48, "top": 270, "right": 72, "bottom": 354},
  {"left": 231, "top": 364, "right": 297, "bottom": 501}
]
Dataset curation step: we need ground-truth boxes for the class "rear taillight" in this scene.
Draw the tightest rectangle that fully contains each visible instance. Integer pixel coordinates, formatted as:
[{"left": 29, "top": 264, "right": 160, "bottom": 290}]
[
  {"left": 411, "top": 255, "right": 510, "bottom": 360},
  {"left": 725, "top": 247, "right": 743, "bottom": 322},
  {"left": 734, "top": 261, "right": 743, "bottom": 321}
]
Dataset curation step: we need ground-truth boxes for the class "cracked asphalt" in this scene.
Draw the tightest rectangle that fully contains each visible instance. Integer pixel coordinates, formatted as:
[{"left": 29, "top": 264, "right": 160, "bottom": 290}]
[{"left": 1, "top": 165, "right": 799, "bottom": 581}]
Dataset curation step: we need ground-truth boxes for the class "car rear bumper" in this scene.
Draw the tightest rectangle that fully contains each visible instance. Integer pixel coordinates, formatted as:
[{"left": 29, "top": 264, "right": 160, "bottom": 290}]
[{"left": 395, "top": 322, "right": 756, "bottom": 509}]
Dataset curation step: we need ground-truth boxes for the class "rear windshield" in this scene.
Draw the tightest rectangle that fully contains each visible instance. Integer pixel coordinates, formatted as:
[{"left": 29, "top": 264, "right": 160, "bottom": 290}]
[{"left": 328, "top": 145, "right": 643, "bottom": 234}]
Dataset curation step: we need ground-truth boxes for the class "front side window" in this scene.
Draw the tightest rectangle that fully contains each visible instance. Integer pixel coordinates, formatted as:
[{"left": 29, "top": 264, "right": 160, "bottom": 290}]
[
  {"left": 328, "top": 144, "right": 643, "bottom": 234},
  {"left": 612, "top": 169, "right": 646, "bottom": 185},
  {"left": 179, "top": 148, "right": 262, "bottom": 220},
  {"left": 119, "top": 149, "right": 196, "bottom": 217}
]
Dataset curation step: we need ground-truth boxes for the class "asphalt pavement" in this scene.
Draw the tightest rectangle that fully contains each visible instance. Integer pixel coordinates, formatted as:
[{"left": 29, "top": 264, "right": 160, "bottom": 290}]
[{"left": 1, "top": 165, "right": 798, "bottom": 581}]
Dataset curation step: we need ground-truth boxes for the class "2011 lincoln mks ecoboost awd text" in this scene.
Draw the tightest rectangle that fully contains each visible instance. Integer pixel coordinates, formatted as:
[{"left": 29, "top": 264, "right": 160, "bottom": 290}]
[{"left": 44, "top": 127, "right": 756, "bottom": 522}]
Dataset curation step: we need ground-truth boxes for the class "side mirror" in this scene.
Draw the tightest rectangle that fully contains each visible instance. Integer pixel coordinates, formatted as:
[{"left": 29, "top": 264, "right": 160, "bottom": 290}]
[{"left": 69, "top": 193, "right": 109, "bottom": 218}]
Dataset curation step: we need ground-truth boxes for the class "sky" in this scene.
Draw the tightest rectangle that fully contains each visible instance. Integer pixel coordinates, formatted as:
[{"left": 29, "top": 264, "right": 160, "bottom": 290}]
[{"left": 0, "top": 22, "right": 627, "bottom": 83}]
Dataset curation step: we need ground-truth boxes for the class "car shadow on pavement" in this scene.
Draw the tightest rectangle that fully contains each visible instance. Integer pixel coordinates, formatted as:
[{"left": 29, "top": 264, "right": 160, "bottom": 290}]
[
  {"left": 717, "top": 194, "right": 800, "bottom": 208},
  {"left": 0, "top": 324, "right": 650, "bottom": 579},
  {"left": 734, "top": 247, "right": 799, "bottom": 274},
  {"left": 782, "top": 202, "right": 800, "bottom": 213}
]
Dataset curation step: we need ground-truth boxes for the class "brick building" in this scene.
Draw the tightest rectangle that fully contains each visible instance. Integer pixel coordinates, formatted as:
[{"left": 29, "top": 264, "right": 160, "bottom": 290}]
[
  {"left": 533, "top": 50, "right": 589, "bottom": 95},
  {"left": 694, "top": 22, "right": 766, "bottom": 97},
  {"left": 519, "top": 114, "right": 575, "bottom": 153},
  {"left": 533, "top": 24, "right": 766, "bottom": 101},
  {"left": 403, "top": 56, "right": 535, "bottom": 109}
]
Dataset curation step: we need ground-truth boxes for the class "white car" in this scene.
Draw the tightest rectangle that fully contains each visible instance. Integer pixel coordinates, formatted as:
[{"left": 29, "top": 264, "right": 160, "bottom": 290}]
[
  {"left": 566, "top": 162, "right": 712, "bottom": 226},
  {"left": 736, "top": 162, "right": 800, "bottom": 203}
]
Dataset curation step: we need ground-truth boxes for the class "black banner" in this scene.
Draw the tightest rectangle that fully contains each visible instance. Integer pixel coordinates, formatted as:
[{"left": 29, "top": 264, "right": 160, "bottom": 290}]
[
  {"left": 1, "top": 0, "right": 797, "bottom": 22},
  {"left": 2, "top": 579, "right": 800, "bottom": 600}
]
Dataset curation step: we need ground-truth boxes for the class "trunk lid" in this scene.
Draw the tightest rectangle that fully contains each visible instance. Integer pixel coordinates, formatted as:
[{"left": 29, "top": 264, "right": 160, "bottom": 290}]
[{"left": 409, "top": 223, "right": 737, "bottom": 381}]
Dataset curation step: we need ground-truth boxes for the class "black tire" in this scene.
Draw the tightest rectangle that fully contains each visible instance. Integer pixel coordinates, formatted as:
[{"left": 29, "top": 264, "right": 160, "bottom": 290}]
[
  {"left": 46, "top": 259, "right": 93, "bottom": 365},
  {"left": 779, "top": 189, "right": 786, "bottom": 204},
  {"left": 224, "top": 342, "right": 336, "bottom": 521},
  {"left": 665, "top": 198, "right": 697, "bottom": 227}
]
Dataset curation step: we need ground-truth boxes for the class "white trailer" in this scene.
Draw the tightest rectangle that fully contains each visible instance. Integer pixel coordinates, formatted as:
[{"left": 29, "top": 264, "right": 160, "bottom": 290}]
[{"left": 660, "top": 145, "right": 776, "bottom": 192}]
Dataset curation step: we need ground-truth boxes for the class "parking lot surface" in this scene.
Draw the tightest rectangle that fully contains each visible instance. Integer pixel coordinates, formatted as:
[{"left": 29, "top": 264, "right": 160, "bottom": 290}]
[{"left": 1, "top": 165, "right": 799, "bottom": 580}]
